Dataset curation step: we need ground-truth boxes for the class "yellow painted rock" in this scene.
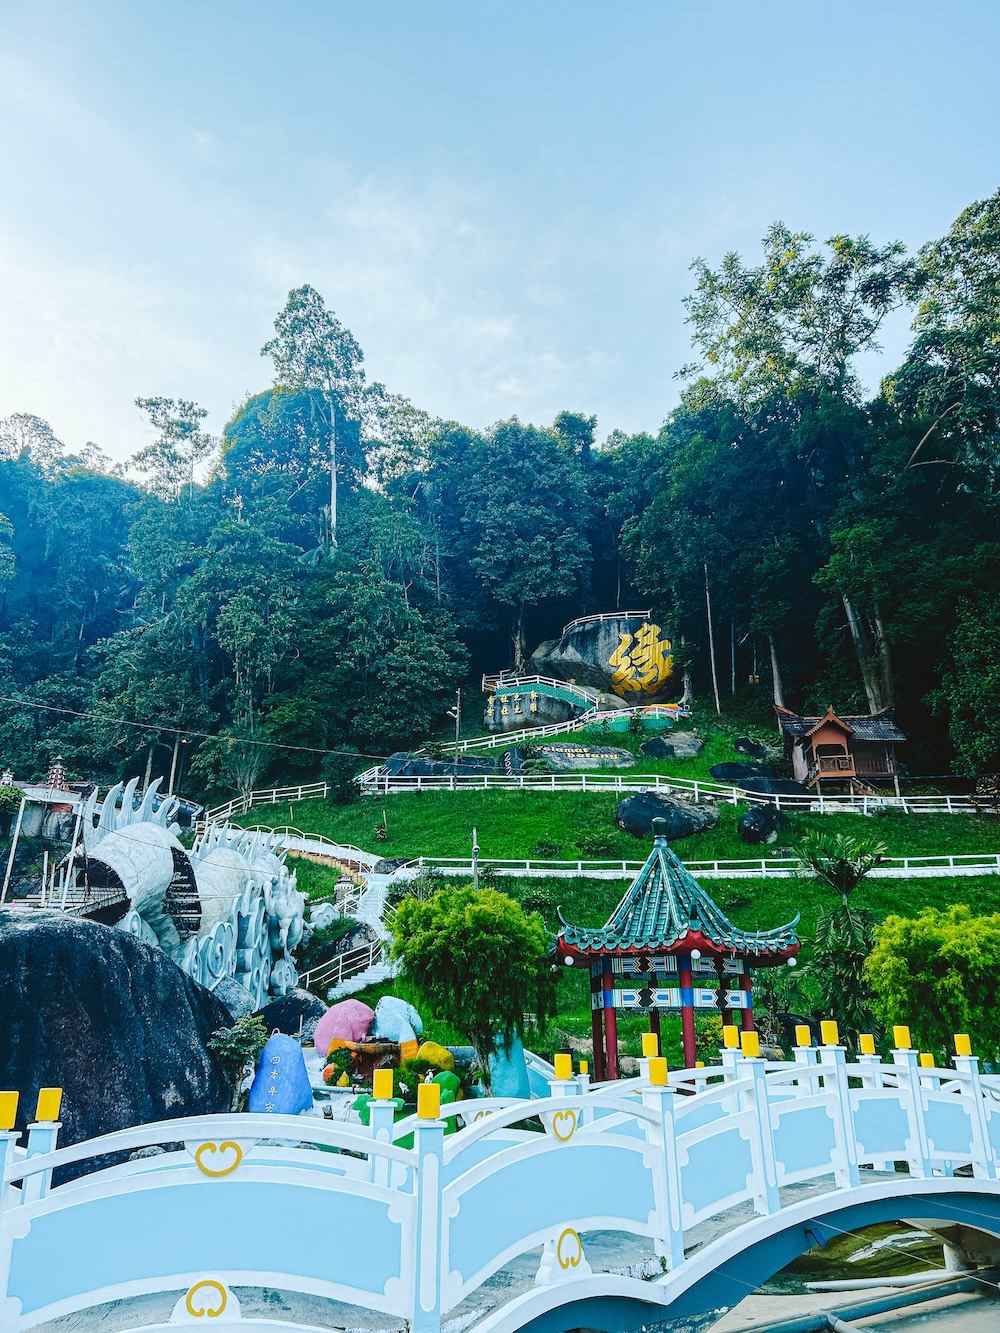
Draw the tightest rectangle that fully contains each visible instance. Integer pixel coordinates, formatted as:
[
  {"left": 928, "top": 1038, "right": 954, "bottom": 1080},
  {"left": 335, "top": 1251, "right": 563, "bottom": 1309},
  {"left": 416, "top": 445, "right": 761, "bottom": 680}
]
[
  {"left": 416, "top": 1041, "right": 455, "bottom": 1072},
  {"left": 337, "top": 1071, "right": 350, "bottom": 1087}
]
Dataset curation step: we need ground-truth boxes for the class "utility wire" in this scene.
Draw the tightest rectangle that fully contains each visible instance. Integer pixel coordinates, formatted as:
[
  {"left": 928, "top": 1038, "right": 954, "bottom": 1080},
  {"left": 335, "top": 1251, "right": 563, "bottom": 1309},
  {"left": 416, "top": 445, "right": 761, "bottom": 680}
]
[{"left": 0, "top": 693, "right": 389, "bottom": 763}]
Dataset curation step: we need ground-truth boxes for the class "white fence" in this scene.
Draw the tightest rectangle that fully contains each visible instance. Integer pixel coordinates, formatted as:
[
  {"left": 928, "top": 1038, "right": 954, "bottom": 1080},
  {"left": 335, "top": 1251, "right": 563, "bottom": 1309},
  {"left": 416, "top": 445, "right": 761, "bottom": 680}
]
[
  {"left": 205, "top": 772, "right": 981, "bottom": 826},
  {"left": 403, "top": 852, "right": 1000, "bottom": 881}
]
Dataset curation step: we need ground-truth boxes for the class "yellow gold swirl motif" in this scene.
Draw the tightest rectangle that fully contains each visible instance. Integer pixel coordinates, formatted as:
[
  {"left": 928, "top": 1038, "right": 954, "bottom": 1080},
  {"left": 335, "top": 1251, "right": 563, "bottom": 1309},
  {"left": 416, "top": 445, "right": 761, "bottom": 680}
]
[
  {"left": 557, "top": 1228, "right": 583, "bottom": 1270},
  {"left": 194, "top": 1141, "right": 243, "bottom": 1177},
  {"left": 551, "top": 1109, "right": 577, "bottom": 1142},
  {"left": 609, "top": 622, "right": 673, "bottom": 696},
  {"left": 185, "top": 1279, "right": 228, "bottom": 1316}
]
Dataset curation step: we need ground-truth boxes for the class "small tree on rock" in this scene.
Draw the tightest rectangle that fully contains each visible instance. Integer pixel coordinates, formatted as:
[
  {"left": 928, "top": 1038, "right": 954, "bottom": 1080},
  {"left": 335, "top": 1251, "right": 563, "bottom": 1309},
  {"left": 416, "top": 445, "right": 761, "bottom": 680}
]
[{"left": 391, "top": 885, "right": 555, "bottom": 1089}]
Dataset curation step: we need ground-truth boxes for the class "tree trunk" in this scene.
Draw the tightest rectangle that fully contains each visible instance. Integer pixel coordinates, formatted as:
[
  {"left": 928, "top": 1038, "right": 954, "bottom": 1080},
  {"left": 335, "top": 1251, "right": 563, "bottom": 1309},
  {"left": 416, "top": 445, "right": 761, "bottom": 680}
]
[
  {"left": 841, "top": 595, "right": 889, "bottom": 714},
  {"left": 142, "top": 744, "right": 155, "bottom": 792},
  {"left": 167, "top": 734, "right": 180, "bottom": 795},
  {"left": 704, "top": 565, "right": 721, "bottom": 716},
  {"left": 513, "top": 606, "right": 527, "bottom": 671},
  {"left": 768, "top": 634, "right": 785, "bottom": 709}
]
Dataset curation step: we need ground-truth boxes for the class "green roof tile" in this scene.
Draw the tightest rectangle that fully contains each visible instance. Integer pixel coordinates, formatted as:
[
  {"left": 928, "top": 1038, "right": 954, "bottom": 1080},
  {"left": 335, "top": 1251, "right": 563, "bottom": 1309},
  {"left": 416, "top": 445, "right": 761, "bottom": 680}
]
[{"left": 556, "top": 818, "right": 798, "bottom": 960}]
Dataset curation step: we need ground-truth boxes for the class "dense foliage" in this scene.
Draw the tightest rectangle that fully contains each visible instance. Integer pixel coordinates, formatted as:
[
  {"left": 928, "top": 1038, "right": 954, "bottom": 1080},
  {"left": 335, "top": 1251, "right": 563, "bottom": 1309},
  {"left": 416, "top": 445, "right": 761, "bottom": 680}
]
[
  {"left": 866, "top": 906, "right": 1000, "bottom": 1061},
  {"left": 391, "top": 884, "right": 554, "bottom": 1083},
  {"left": 3, "top": 188, "right": 1000, "bottom": 794}
]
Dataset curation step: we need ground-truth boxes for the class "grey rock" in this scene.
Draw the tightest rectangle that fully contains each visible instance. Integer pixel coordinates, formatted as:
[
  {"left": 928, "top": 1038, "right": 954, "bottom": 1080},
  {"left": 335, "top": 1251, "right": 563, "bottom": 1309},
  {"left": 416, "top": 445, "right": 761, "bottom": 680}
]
[
  {"left": 640, "top": 737, "right": 674, "bottom": 760},
  {"left": 528, "top": 613, "right": 677, "bottom": 702},
  {"left": 709, "top": 762, "right": 773, "bottom": 782},
  {"left": 0, "top": 908, "right": 231, "bottom": 1152},
  {"left": 536, "top": 742, "right": 636, "bottom": 772},
  {"left": 737, "top": 807, "right": 791, "bottom": 846},
  {"left": 213, "top": 975, "right": 256, "bottom": 1018},
  {"left": 615, "top": 793, "right": 719, "bottom": 840},
  {"left": 255, "top": 988, "right": 328, "bottom": 1040},
  {"left": 734, "top": 736, "right": 768, "bottom": 762},
  {"left": 737, "top": 777, "right": 808, "bottom": 798},
  {"left": 667, "top": 731, "right": 704, "bottom": 758},
  {"left": 484, "top": 690, "right": 579, "bottom": 734},
  {"left": 384, "top": 752, "right": 496, "bottom": 778}
]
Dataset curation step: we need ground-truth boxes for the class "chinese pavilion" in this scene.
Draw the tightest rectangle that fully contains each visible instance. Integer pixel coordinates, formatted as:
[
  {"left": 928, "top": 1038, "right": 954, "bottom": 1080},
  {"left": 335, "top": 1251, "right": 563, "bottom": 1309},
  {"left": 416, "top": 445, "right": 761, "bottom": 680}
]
[{"left": 554, "top": 818, "right": 800, "bottom": 1075}]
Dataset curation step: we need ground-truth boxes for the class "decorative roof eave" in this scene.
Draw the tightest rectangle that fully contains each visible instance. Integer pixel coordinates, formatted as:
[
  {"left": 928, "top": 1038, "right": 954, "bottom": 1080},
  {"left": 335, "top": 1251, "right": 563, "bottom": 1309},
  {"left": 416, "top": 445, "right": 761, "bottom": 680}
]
[
  {"left": 554, "top": 823, "right": 801, "bottom": 966},
  {"left": 555, "top": 926, "right": 800, "bottom": 967},
  {"left": 805, "top": 705, "right": 853, "bottom": 739}
]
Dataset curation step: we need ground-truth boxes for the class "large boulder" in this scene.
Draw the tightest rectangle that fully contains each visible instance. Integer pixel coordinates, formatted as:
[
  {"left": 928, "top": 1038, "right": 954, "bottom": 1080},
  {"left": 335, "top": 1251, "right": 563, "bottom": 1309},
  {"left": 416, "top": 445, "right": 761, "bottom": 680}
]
[
  {"left": 528, "top": 614, "right": 676, "bottom": 702},
  {"left": 615, "top": 793, "right": 719, "bottom": 840},
  {"left": 255, "top": 988, "right": 327, "bottom": 1041},
  {"left": 709, "top": 762, "right": 773, "bottom": 782},
  {"left": 737, "top": 777, "right": 808, "bottom": 798},
  {"left": 384, "top": 752, "right": 495, "bottom": 778},
  {"left": 313, "top": 998, "right": 374, "bottom": 1056},
  {"left": 734, "top": 736, "right": 769, "bottom": 762},
  {"left": 643, "top": 733, "right": 704, "bottom": 760},
  {"left": 247, "top": 1032, "right": 313, "bottom": 1116},
  {"left": 0, "top": 909, "right": 232, "bottom": 1146},
  {"left": 738, "top": 807, "right": 791, "bottom": 846},
  {"left": 536, "top": 742, "right": 635, "bottom": 772},
  {"left": 485, "top": 689, "right": 580, "bottom": 734}
]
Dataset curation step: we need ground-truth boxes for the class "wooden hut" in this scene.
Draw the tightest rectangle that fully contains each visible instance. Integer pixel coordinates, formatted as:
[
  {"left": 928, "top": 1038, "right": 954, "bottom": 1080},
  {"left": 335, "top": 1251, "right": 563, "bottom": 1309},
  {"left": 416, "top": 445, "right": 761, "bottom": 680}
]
[{"left": 775, "top": 705, "right": 906, "bottom": 794}]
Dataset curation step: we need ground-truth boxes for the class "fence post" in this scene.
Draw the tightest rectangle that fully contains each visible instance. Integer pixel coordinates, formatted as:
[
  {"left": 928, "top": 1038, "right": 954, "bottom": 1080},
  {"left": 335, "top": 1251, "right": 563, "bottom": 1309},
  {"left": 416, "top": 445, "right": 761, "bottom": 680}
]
[
  {"left": 693, "top": 782, "right": 699, "bottom": 803},
  {"left": 642, "top": 1080, "right": 685, "bottom": 1268},
  {"left": 892, "top": 1045, "right": 932, "bottom": 1177},
  {"left": 742, "top": 1059, "right": 780, "bottom": 1215},
  {"left": 818, "top": 1044, "right": 860, "bottom": 1188},
  {"left": 21, "top": 1111, "right": 63, "bottom": 1204},
  {"left": 410, "top": 1106, "right": 445, "bottom": 1333},
  {"left": 954, "top": 1052, "right": 995, "bottom": 1180}
]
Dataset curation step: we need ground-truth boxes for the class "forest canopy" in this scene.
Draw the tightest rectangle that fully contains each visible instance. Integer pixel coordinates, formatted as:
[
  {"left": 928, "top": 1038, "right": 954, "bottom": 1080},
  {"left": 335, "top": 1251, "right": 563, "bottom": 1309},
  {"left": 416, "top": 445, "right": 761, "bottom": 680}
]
[{"left": 2, "top": 187, "right": 1000, "bottom": 796}]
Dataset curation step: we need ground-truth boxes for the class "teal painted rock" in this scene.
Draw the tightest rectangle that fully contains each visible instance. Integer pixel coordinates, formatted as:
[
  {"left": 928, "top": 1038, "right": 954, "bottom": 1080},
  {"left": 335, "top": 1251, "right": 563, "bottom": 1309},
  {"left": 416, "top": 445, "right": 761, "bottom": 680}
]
[
  {"left": 488, "top": 1034, "right": 530, "bottom": 1098},
  {"left": 248, "top": 1033, "right": 312, "bottom": 1114}
]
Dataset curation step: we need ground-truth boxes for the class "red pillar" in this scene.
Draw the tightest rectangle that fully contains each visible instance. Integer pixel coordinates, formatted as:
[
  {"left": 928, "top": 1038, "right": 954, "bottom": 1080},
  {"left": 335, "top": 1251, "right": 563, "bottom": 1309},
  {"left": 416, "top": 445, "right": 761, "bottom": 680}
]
[
  {"left": 740, "top": 966, "right": 755, "bottom": 1032},
  {"left": 591, "top": 998, "right": 606, "bottom": 1082},
  {"left": 602, "top": 962, "right": 619, "bottom": 1078},
  {"left": 603, "top": 1004, "right": 619, "bottom": 1080},
  {"left": 679, "top": 953, "right": 696, "bottom": 1068}
]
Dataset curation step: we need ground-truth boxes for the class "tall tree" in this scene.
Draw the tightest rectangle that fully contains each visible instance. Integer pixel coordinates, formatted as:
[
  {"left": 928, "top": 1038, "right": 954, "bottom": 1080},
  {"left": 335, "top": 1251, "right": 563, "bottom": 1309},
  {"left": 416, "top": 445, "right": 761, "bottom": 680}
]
[
  {"left": 132, "top": 398, "right": 216, "bottom": 500},
  {"left": 261, "top": 285, "right": 370, "bottom": 552}
]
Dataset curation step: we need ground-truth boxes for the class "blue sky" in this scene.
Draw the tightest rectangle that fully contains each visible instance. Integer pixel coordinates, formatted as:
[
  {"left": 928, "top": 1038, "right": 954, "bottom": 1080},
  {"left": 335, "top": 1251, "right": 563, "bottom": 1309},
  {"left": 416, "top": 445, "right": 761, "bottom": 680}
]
[{"left": 0, "top": 1, "right": 998, "bottom": 459}]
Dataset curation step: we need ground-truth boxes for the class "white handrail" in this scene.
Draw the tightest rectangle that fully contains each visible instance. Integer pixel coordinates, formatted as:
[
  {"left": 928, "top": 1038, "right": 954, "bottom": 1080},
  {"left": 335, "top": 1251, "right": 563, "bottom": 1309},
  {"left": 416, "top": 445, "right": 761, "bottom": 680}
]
[
  {"left": 480, "top": 673, "right": 603, "bottom": 704},
  {"left": 562, "top": 609, "right": 653, "bottom": 635},
  {"left": 300, "top": 938, "right": 383, "bottom": 990}
]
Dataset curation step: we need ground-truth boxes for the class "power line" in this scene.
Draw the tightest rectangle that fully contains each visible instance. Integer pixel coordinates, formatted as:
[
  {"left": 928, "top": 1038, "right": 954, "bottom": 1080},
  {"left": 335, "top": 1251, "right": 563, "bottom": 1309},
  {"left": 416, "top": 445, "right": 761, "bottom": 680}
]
[{"left": 0, "top": 693, "right": 388, "bottom": 763}]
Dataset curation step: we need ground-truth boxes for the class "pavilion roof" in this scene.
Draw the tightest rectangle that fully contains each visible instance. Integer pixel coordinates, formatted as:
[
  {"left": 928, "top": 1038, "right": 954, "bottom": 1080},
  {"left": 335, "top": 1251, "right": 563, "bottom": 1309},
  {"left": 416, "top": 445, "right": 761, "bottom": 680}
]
[{"left": 556, "top": 819, "right": 799, "bottom": 962}]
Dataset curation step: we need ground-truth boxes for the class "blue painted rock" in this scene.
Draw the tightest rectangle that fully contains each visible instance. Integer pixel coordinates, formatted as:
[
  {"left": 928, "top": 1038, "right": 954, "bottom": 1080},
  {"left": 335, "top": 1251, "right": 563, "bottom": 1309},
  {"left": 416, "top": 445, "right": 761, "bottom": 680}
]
[
  {"left": 248, "top": 1033, "right": 312, "bottom": 1115},
  {"left": 373, "top": 995, "right": 423, "bottom": 1044}
]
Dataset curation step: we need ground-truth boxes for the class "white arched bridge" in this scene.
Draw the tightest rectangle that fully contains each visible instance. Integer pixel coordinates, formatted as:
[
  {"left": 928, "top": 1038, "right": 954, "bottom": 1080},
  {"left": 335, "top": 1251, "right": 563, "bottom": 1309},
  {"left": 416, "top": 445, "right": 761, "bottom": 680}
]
[{"left": 4, "top": 1037, "right": 1000, "bottom": 1332}]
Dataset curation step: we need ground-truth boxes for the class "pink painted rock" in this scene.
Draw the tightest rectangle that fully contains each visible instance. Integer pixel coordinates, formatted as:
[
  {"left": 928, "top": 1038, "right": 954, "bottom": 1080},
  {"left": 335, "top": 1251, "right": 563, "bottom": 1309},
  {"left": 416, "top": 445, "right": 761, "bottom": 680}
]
[{"left": 314, "top": 998, "right": 375, "bottom": 1056}]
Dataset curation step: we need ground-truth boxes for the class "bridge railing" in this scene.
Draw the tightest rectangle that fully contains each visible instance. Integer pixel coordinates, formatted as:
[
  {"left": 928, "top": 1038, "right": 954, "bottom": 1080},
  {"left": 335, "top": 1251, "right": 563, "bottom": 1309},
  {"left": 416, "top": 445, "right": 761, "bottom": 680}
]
[{"left": 3, "top": 1044, "right": 1000, "bottom": 1333}]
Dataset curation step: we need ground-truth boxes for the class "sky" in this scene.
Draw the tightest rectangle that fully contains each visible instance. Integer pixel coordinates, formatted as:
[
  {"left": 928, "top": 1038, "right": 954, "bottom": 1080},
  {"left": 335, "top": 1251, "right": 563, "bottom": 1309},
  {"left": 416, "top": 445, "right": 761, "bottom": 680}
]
[{"left": 0, "top": 1, "right": 998, "bottom": 461}]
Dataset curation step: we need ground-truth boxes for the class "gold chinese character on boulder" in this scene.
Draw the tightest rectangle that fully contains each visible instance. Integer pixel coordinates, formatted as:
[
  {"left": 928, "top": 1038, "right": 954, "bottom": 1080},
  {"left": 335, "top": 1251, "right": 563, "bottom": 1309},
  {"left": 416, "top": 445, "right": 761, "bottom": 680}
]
[{"left": 609, "top": 622, "right": 673, "bottom": 696}]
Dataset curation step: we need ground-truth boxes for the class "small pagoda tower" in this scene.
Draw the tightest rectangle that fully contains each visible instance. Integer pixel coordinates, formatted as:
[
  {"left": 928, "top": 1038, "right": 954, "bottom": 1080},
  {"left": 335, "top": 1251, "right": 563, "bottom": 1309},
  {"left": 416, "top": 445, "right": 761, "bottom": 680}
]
[{"left": 555, "top": 818, "right": 800, "bottom": 1075}]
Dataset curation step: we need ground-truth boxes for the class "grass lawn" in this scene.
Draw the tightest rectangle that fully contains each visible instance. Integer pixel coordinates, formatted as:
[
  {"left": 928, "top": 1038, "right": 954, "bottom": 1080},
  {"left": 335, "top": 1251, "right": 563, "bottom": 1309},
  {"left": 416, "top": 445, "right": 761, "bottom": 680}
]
[{"left": 244, "top": 791, "right": 1000, "bottom": 864}]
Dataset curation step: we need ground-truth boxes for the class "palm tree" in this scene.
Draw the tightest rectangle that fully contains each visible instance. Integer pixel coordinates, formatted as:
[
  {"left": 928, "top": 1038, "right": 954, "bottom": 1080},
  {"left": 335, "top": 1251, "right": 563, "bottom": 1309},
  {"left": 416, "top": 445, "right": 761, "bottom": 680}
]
[{"left": 799, "top": 833, "right": 886, "bottom": 1045}]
